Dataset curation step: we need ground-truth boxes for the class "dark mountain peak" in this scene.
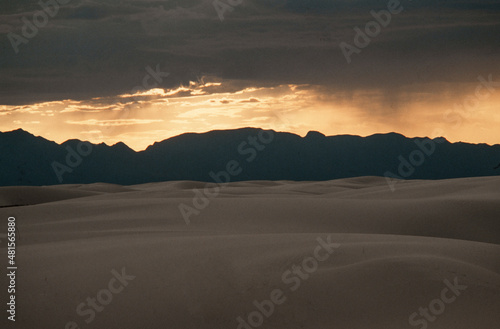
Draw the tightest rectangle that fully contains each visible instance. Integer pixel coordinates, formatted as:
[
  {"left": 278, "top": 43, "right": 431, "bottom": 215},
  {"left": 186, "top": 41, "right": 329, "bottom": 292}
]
[
  {"left": 201, "top": 127, "right": 271, "bottom": 139},
  {"left": 111, "top": 141, "right": 135, "bottom": 152},
  {"left": 369, "top": 132, "right": 407, "bottom": 139},
  {"left": 432, "top": 137, "right": 449, "bottom": 144},
  {"left": 145, "top": 127, "right": 276, "bottom": 151},
  {"left": 1, "top": 128, "right": 56, "bottom": 147},
  {"left": 61, "top": 139, "right": 84, "bottom": 146},
  {"left": 305, "top": 131, "right": 326, "bottom": 139},
  {"left": 4, "top": 128, "right": 33, "bottom": 137}
]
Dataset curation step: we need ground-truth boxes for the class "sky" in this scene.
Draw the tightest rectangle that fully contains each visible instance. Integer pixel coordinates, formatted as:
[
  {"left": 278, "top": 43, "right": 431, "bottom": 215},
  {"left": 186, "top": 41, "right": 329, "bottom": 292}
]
[{"left": 1, "top": 0, "right": 499, "bottom": 150}]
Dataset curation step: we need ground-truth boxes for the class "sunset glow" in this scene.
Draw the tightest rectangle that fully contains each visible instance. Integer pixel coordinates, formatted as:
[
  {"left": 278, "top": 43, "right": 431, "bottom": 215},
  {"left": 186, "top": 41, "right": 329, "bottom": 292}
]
[{"left": 1, "top": 79, "right": 499, "bottom": 150}]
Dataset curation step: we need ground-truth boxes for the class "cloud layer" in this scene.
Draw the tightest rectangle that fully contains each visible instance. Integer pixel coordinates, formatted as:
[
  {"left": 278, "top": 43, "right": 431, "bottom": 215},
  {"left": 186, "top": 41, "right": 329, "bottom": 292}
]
[{"left": 1, "top": 0, "right": 499, "bottom": 147}]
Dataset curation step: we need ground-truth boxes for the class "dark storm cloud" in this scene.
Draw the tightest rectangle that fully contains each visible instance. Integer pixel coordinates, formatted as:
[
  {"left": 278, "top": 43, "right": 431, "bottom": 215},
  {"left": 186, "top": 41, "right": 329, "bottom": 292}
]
[
  {"left": 65, "top": 4, "right": 126, "bottom": 20},
  {"left": 0, "top": 0, "right": 499, "bottom": 105}
]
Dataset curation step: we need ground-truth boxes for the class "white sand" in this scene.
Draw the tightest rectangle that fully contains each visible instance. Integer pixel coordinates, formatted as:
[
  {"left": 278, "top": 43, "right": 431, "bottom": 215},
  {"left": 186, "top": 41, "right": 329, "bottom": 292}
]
[{"left": 1, "top": 176, "right": 499, "bottom": 328}]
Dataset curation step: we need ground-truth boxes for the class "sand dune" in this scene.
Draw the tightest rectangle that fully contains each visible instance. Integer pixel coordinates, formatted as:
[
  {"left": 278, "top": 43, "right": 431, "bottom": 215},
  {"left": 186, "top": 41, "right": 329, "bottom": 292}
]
[
  {"left": 1, "top": 176, "right": 499, "bottom": 328},
  {"left": 0, "top": 186, "right": 100, "bottom": 207}
]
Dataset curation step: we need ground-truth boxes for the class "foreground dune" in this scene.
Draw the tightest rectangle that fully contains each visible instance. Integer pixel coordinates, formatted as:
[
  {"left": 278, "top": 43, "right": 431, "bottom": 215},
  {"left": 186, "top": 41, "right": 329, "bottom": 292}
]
[{"left": 0, "top": 176, "right": 499, "bottom": 328}]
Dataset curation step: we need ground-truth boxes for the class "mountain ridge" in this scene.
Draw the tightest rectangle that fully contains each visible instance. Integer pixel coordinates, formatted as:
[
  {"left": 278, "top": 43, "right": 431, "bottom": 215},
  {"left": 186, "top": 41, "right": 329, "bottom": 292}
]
[{"left": 0, "top": 128, "right": 498, "bottom": 186}]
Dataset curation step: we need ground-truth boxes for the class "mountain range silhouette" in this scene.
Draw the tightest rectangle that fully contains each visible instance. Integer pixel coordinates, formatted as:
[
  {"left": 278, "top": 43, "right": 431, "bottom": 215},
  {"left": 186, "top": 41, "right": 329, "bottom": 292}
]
[{"left": 1, "top": 128, "right": 499, "bottom": 186}]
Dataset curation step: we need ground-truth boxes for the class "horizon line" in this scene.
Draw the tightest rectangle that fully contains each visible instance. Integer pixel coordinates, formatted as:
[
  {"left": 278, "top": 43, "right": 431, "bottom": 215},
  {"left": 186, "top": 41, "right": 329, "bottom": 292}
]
[{"left": 4, "top": 126, "right": 500, "bottom": 152}]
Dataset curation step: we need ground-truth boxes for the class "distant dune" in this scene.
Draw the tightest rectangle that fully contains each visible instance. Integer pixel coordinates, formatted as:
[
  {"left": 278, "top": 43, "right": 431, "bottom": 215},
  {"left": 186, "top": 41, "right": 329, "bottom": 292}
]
[{"left": 0, "top": 176, "right": 499, "bottom": 328}]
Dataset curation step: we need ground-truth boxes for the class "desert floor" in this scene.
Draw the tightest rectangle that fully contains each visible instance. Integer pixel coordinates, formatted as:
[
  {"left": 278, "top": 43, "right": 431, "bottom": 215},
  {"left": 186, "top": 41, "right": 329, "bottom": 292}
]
[{"left": 1, "top": 176, "right": 499, "bottom": 328}]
